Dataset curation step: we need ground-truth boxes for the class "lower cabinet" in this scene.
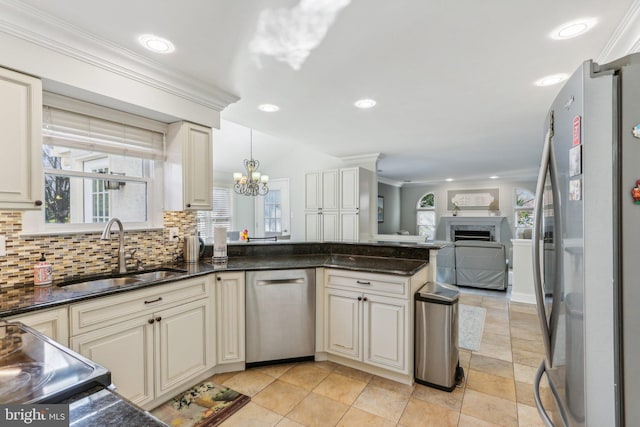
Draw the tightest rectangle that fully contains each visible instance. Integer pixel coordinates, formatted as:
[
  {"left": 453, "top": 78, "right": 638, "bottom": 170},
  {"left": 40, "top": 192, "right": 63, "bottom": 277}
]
[
  {"left": 7, "top": 306, "right": 69, "bottom": 346},
  {"left": 325, "top": 288, "right": 408, "bottom": 374},
  {"left": 215, "top": 272, "right": 245, "bottom": 365},
  {"left": 69, "top": 276, "right": 214, "bottom": 407}
]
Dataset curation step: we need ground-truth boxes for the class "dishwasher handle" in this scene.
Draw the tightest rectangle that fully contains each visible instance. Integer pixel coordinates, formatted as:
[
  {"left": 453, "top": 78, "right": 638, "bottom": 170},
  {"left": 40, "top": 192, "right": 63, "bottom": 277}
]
[{"left": 256, "top": 278, "right": 306, "bottom": 285}]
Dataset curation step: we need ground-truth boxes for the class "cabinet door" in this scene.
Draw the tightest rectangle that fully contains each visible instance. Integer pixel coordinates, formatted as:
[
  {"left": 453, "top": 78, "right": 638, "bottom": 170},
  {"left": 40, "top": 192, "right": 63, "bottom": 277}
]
[
  {"left": 216, "top": 272, "right": 245, "bottom": 364},
  {"left": 322, "top": 211, "right": 339, "bottom": 241},
  {"left": 156, "top": 298, "right": 212, "bottom": 396},
  {"left": 325, "top": 289, "right": 360, "bottom": 361},
  {"left": 0, "top": 67, "right": 43, "bottom": 210},
  {"left": 363, "top": 294, "right": 408, "bottom": 373},
  {"left": 183, "top": 123, "right": 213, "bottom": 210},
  {"left": 305, "top": 211, "right": 321, "bottom": 241},
  {"left": 322, "top": 169, "right": 339, "bottom": 210},
  {"left": 71, "top": 316, "right": 154, "bottom": 406},
  {"left": 7, "top": 307, "right": 68, "bottom": 346},
  {"left": 340, "top": 211, "right": 359, "bottom": 242},
  {"left": 340, "top": 168, "right": 359, "bottom": 211},
  {"left": 304, "top": 172, "right": 322, "bottom": 210}
]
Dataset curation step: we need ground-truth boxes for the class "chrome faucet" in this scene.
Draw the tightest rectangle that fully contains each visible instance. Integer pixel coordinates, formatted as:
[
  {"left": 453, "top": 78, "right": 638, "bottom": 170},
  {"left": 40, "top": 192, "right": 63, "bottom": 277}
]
[{"left": 101, "top": 217, "right": 127, "bottom": 274}]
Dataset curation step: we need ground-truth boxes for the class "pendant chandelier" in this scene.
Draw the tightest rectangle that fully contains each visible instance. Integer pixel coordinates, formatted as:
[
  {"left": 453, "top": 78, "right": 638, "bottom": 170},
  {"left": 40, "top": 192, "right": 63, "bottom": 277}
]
[{"left": 233, "top": 129, "right": 269, "bottom": 196}]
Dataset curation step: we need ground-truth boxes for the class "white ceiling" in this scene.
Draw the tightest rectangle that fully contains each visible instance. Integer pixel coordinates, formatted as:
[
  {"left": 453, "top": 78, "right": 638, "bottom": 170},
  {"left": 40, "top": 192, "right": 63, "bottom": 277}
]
[{"left": 12, "top": 0, "right": 640, "bottom": 184}]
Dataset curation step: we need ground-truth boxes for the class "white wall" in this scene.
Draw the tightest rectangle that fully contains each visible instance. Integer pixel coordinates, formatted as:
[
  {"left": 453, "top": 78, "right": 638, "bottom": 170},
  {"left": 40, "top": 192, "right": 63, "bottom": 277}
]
[{"left": 212, "top": 120, "right": 343, "bottom": 240}]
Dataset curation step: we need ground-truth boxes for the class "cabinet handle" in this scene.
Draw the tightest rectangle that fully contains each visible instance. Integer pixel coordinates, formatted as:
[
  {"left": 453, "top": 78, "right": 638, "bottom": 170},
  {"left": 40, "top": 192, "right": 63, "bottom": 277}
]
[
  {"left": 186, "top": 203, "right": 192, "bottom": 208},
  {"left": 357, "top": 296, "right": 362, "bottom": 301},
  {"left": 155, "top": 316, "right": 162, "bottom": 322},
  {"left": 363, "top": 297, "right": 368, "bottom": 302},
  {"left": 356, "top": 280, "right": 371, "bottom": 285},
  {"left": 217, "top": 277, "right": 221, "bottom": 281},
  {"left": 34, "top": 200, "right": 43, "bottom": 207},
  {"left": 148, "top": 318, "right": 155, "bottom": 324},
  {"left": 144, "top": 297, "right": 163, "bottom": 304}
]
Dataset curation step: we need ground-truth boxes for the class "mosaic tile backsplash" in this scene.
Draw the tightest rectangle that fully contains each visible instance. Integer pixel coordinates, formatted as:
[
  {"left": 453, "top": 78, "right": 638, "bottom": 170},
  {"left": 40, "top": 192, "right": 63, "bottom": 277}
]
[{"left": 0, "top": 211, "right": 197, "bottom": 288}]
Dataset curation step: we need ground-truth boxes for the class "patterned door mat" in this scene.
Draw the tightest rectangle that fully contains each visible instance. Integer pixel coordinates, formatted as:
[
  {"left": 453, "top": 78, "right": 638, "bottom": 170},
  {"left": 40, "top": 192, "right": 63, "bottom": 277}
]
[
  {"left": 458, "top": 304, "right": 487, "bottom": 351},
  {"left": 151, "top": 382, "right": 250, "bottom": 427}
]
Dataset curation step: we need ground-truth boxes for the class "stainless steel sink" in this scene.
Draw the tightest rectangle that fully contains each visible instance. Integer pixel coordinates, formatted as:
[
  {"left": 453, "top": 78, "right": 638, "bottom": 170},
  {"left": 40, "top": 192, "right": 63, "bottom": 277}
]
[
  {"left": 57, "top": 268, "right": 187, "bottom": 292},
  {"left": 129, "top": 269, "right": 186, "bottom": 281}
]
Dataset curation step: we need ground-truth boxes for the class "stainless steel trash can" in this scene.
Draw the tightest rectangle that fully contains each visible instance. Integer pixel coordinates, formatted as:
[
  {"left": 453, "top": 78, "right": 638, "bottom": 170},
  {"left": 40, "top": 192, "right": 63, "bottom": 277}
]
[{"left": 415, "top": 281, "right": 462, "bottom": 391}]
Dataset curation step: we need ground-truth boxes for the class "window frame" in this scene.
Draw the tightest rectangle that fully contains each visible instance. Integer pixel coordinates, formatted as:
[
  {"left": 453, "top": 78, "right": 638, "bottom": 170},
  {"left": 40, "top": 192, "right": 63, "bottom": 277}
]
[
  {"left": 416, "top": 192, "right": 436, "bottom": 239},
  {"left": 21, "top": 94, "right": 166, "bottom": 235}
]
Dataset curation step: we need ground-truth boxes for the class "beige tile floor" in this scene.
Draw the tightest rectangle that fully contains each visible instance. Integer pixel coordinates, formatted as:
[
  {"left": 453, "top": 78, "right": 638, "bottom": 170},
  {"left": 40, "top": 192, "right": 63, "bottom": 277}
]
[{"left": 212, "top": 289, "right": 550, "bottom": 427}]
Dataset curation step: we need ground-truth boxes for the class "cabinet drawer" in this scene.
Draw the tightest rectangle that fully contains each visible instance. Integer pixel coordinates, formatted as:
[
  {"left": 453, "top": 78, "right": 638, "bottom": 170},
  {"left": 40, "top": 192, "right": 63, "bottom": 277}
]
[
  {"left": 325, "top": 269, "right": 409, "bottom": 298},
  {"left": 70, "top": 276, "right": 210, "bottom": 336}
]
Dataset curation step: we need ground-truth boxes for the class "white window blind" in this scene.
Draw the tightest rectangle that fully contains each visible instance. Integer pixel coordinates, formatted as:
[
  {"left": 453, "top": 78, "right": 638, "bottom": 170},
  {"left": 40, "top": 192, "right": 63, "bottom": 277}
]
[
  {"left": 197, "top": 187, "right": 233, "bottom": 241},
  {"left": 42, "top": 98, "right": 165, "bottom": 160}
]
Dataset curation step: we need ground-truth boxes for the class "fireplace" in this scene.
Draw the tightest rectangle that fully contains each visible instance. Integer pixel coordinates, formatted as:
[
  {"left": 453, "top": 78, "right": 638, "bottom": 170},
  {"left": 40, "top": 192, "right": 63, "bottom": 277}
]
[
  {"left": 453, "top": 229, "right": 492, "bottom": 241},
  {"left": 440, "top": 216, "right": 507, "bottom": 243}
]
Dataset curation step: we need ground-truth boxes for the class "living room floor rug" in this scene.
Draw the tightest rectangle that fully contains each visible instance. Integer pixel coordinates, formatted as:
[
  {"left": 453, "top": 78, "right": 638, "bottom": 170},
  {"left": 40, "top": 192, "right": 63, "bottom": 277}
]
[
  {"left": 151, "top": 381, "right": 250, "bottom": 427},
  {"left": 458, "top": 304, "right": 486, "bottom": 351}
]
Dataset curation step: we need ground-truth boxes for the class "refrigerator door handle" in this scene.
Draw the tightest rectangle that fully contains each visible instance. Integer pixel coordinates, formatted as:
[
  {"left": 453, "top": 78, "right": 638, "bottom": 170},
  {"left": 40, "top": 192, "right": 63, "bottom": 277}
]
[
  {"left": 532, "top": 127, "right": 553, "bottom": 363},
  {"left": 534, "top": 361, "right": 555, "bottom": 427}
]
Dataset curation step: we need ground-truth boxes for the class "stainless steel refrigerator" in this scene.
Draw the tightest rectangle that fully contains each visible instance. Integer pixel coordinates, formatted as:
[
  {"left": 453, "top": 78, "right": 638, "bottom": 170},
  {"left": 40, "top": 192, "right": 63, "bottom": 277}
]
[{"left": 532, "top": 53, "right": 640, "bottom": 426}]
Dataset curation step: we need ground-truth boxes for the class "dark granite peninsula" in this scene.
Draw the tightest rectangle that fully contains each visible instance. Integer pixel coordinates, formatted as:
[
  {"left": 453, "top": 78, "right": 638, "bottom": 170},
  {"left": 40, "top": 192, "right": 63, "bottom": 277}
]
[{"left": 1, "top": 241, "right": 440, "bottom": 317}]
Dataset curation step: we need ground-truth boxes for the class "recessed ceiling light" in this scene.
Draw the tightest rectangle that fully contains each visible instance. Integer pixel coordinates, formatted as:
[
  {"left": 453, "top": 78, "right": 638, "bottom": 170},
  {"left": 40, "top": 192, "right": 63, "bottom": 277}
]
[
  {"left": 445, "top": 178, "right": 454, "bottom": 182},
  {"left": 138, "top": 34, "right": 175, "bottom": 54},
  {"left": 490, "top": 175, "right": 499, "bottom": 179},
  {"left": 550, "top": 18, "right": 597, "bottom": 40},
  {"left": 535, "top": 73, "right": 569, "bottom": 87},
  {"left": 354, "top": 99, "right": 377, "bottom": 109},
  {"left": 258, "top": 104, "right": 280, "bottom": 112}
]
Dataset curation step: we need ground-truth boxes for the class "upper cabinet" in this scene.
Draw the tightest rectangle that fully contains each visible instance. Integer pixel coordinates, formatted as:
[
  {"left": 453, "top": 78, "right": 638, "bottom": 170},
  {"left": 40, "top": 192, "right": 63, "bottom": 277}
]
[
  {"left": 304, "top": 167, "right": 373, "bottom": 241},
  {"left": 305, "top": 169, "right": 339, "bottom": 211},
  {"left": 0, "top": 67, "right": 43, "bottom": 210},
  {"left": 165, "top": 121, "right": 213, "bottom": 211}
]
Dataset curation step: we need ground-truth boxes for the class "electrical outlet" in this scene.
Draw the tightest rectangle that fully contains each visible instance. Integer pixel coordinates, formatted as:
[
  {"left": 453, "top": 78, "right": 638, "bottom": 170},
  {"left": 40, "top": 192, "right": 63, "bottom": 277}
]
[{"left": 168, "top": 227, "right": 180, "bottom": 243}]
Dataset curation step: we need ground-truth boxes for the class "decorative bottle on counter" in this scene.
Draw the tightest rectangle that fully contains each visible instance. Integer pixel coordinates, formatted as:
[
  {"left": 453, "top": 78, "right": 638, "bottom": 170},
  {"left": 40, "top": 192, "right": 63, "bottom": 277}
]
[{"left": 34, "top": 253, "right": 53, "bottom": 286}]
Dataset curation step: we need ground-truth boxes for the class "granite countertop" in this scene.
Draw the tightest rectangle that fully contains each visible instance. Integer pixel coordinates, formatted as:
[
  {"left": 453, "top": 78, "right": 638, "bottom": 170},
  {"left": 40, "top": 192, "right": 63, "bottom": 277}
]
[
  {"left": 64, "top": 387, "right": 168, "bottom": 427},
  {"left": 0, "top": 253, "right": 428, "bottom": 317}
]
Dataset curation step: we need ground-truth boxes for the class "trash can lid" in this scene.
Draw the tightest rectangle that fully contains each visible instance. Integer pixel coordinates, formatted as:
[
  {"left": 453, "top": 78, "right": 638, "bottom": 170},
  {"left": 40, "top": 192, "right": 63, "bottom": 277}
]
[{"left": 416, "top": 281, "right": 459, "bottom": 303}]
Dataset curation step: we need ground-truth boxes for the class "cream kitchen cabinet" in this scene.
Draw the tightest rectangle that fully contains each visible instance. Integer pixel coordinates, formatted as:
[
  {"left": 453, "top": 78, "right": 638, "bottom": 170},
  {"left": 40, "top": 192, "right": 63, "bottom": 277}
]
[
  {"left": 305, "top": 169, "right": 339, "bottom": 211},
  {"left": 338, "top": 167, "right": 372, "bottom": 241},
  {"left": 324, "top": 267, "right": 426, "bottom": 381},
  {"left": 6, "top": 306, "right": 68, "bottom": 346},
  {"left": 325, "top": 288, "right": 408, "bottom": 374},
  {"left": 305, "top": 210, "right": 339, "bottom": 242},
  {"left": 305, "top": 170, "right": 339, "bottom": 241},
  {"left": 165, "top": 121, "right": 213, "bottom": 211},
  {"left": 69, "top": 276, "right": 214, "bottom": 408},
  {"left": 215, "top": 272, "right": 245, "bottom": 365},
  {"left": 0, "top": 66, "right": 43, "bottom": 210}
]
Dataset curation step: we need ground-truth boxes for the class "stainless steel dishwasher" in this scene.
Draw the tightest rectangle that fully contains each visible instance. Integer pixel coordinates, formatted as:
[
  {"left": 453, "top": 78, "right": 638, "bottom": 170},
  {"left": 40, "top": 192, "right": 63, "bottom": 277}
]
[{"left": 246, "top": 269, "right": 315, "bottom": 367}]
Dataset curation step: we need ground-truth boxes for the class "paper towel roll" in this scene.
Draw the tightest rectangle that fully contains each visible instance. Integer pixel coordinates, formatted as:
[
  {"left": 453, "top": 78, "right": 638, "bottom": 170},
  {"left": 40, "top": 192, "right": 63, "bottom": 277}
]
[{"left": 213, "top": 227, "right": 228, "bottom": 260}]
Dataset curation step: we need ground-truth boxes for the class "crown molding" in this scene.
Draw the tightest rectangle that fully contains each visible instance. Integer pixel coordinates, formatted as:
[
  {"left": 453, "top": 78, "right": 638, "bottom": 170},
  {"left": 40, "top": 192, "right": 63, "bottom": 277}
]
[
  {"left": 377, "top": 176, "right": 404, "bottom": 187},
  {"left": 0, "top": 0, "right": 239, "bottom": 111},
  {"left": 338, "top": 153, "right": 381, "bottom": 167},
  {"left": 597, "top": 0, "right": 640, "bottom": 63}
]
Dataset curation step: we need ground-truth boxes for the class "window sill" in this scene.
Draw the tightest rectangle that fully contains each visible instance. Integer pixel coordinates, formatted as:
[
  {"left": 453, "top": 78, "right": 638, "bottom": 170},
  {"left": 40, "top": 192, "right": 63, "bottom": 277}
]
[{"left": 19, "top": 226, "right": 164, "bottom": 238}]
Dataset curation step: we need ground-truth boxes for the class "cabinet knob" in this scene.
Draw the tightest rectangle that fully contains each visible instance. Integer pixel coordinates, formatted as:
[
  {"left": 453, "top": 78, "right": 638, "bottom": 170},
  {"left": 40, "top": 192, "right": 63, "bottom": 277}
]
[
  {"left": 217, "top": 276, "right": 221, "bottom": 281},
  {"left": 357, "top": 296, "right": 362, "bottom": 301},
  {"left": 186, "top": 203, "right": 192, "bottom": 208},
  {"left": 148, "top": 319, "right": 155, "bottom": 324},
  {"left": 34, "top": 200, "right": 43, "bottom": 206},
  {"left": 363, "top": 297, "right": 368, "bottom": 302},
  {"left": 155, "top": 316, "right": 162, "bottom": 322}
]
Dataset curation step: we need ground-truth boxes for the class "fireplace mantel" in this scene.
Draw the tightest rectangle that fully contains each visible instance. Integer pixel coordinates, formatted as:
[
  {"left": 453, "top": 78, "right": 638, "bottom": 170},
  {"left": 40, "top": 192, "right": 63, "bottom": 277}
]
[{"left": 441, "top": 216, "right": 507, "bottom": 242}]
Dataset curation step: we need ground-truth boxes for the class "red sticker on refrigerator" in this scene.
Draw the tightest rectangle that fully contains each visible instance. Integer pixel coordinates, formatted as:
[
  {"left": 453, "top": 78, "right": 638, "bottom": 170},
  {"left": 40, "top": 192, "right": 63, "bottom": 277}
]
[{"left": 573, "top": 116, "right": 581, "bottom": 146}]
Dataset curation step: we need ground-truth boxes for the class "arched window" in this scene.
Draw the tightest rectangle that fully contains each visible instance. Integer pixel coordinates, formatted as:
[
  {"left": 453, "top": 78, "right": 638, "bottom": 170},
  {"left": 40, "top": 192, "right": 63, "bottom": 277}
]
[{"left": 417, "top": 192, "right": 436, "bottom": 239}]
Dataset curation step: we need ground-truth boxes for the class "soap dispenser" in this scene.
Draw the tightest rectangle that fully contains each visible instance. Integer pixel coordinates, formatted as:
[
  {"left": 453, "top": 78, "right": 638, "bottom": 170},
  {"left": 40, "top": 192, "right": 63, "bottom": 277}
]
[{"left": 34, "top": 253, "right": 53, "bottom": 286}]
